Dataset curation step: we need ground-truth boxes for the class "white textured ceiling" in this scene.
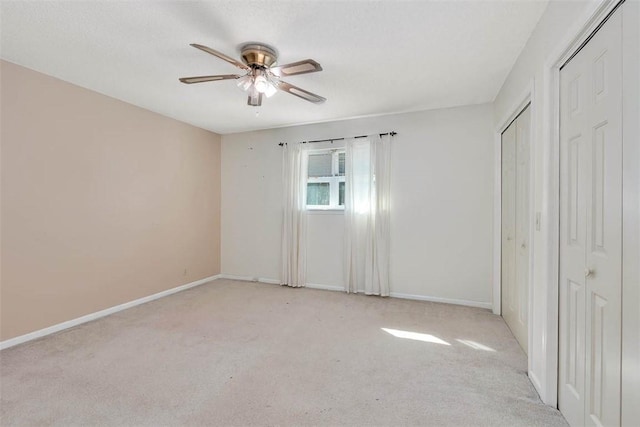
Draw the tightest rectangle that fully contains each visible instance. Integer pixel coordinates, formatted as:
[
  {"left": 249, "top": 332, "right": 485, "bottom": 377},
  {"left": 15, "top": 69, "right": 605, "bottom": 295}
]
[{"left": 0, "top": 1, "right": 548, "bottom": 134}]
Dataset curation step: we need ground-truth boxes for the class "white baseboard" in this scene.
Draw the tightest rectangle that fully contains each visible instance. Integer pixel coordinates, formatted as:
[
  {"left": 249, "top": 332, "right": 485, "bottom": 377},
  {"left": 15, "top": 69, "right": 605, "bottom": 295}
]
[
  {"left": 389, "top": 292, "right": 493, "bottom": 310},
  {"left": 217, "top": 274, "right": 280, "bottom": 285},
  {"left": 219, "top": 274, "right": 492, "bottom": 310},
  {"left": 218, "top": 275, "right": 345, "bottom": 292},
  {"left": 306, "top": 283, "right": 346, "bottom": 292},
  {"left": 529, "top": 371, "right": 543, "bottom": 396},
  {"left": 0, "top": 274, "right": 221, "bottom": 351}
]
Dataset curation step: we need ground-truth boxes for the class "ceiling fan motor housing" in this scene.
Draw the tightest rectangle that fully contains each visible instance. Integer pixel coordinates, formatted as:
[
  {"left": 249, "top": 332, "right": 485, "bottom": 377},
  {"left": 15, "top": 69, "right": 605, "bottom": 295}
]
[{"left": 241, "top": 43, "right": 278, "bottom": 68}]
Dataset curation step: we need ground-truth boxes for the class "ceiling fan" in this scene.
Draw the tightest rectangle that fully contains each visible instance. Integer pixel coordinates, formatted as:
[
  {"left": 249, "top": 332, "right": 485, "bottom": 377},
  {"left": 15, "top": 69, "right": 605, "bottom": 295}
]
[{"left": 179, "top": 43, "right": 326, "bottom": 107}]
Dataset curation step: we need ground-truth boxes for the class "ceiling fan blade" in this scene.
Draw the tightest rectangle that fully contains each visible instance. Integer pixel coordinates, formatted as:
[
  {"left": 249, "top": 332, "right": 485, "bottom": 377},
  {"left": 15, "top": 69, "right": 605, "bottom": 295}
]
[
  {"left": 190, "top": 43, "right": 250, "bottom": 71},
  {"left": 277, "top": 80, "right": 326, "bottom": 104},
  {"left": 270, "top": 59, "right": 322, "bottom": 77},
  {"left": 247, "top": 92, "right": 263, "bottom": 107},
  {"left": 179, "top": 74, "right": 240, "bottom": 84}
]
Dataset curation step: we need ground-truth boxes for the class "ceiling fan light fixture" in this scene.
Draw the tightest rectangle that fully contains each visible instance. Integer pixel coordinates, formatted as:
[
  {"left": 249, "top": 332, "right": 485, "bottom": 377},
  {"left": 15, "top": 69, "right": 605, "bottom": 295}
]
[
  {"left": 263, "top": 80, "right": 278, "bottom": 98},
  {"left": 237, "top": 74, "right": 252, "bottom": 91},
  {"left": 253, "top": 74, "right": 269, "bottom": 93},
  {"left": 249, "top": 85, "right": 259, "bottom": 98},
  {"left": 246, "top": 70, "right": 278, "bottom": 98}
]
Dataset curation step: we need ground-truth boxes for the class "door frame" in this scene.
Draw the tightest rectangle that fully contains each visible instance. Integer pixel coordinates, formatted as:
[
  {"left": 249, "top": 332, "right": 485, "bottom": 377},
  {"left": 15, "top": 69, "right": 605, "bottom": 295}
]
[
  {"left": 493, "top": 84, "right": 535, "bottom": 373},
  {"left": 539, "top": 0, "right": 638, "bottom": 409}
]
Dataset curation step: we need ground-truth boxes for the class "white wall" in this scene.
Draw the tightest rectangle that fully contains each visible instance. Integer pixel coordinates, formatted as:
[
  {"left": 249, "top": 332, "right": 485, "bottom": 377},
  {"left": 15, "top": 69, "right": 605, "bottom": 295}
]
[
  {"left": 222, "top": 104, "right": 494, "bottom": 307},
  {"left": 494, "top": 0, "right": 596, "bottom": 405},
  {"left": 493, "top": 0, "right": 639, "bottom": 413}
]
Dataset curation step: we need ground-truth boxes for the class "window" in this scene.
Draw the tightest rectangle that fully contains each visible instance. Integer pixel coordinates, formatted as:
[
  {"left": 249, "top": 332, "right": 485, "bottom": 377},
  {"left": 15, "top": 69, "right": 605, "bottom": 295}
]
[{"left": 306, "top": 149, "right": 345, "bottom": 210}]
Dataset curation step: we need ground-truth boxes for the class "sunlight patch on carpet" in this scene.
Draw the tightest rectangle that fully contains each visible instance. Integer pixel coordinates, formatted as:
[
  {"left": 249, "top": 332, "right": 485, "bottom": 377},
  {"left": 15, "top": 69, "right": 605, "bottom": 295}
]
[
  {"left": 456, "top": 339, "right": 496, "bottom": 352},
  {"left": 381, "top": 328, "right": 450, "bottom": 345}
]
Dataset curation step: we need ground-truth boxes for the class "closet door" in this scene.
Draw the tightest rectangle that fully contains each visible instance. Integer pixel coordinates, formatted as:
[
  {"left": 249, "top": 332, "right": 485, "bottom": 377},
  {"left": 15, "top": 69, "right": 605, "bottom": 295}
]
[
  {"left": 514, "top": 106, "right": 530, "bottom": 354},
  {"left": 559, "top": 6, "right": 623, "bottom": 427},
  {"left": 501, "top": 104, "right": 530, "bottom": 354}
]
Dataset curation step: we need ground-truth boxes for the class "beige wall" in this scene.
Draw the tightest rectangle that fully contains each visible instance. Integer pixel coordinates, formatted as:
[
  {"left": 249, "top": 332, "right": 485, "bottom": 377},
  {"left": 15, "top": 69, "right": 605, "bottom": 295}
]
[{"left": 0, "top": 60, "right": 221, "bottom": 340}]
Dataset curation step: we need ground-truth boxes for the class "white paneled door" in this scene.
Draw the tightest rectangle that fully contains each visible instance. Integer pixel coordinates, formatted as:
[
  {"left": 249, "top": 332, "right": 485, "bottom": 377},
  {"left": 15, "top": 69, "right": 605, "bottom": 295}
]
[
  {"left": 559, "top": 6, "right": 622, "bottom": 427},
  {"left": 501, "top": 104, "right": 530, "bottom": 354}
]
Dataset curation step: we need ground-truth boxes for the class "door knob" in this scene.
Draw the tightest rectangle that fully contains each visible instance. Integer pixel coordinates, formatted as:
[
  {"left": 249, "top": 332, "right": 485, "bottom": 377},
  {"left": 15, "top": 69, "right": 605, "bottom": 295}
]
[
  {"left": 585, "top": 268, "right": 594, "bottom": 278},
  {"left": 521, "top": 243, "right": 527, "bottom": 249}
]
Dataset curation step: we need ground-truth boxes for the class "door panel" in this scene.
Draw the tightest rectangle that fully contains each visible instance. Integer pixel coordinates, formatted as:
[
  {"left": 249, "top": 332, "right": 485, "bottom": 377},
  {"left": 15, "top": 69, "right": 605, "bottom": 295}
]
[
  {"left": 501, "top": 104, "right": 530, "bottom": 354},
  {"left": 583, "top": 10, "right": 622, "bottom": 426},
  {"left": 515, "top": 107, "right": 530, "bottom": 341},
  {"left": 502, "top": 122, "right": 517, "bottom": 320},
  {"left": 560, "top": 52, "right": 588, "bottom": 423},
  {"left": 559, "top": 7, "right": 622, "bottom": 427}
]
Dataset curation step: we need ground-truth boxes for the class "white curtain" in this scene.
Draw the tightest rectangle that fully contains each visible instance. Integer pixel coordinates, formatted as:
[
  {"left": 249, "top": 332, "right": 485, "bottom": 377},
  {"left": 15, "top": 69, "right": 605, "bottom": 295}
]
[
  {"left": 281, "top": 143, "right": 308, "bottom": 287},
  {"left": 344, "top": 134, "right": 392, "bottom": 296}
]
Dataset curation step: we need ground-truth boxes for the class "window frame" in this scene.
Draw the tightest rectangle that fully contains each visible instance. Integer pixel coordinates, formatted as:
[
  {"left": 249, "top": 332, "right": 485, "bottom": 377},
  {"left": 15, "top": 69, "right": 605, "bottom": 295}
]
[{"left": 306, "top": 148, "right": 346, "bottom": 211}]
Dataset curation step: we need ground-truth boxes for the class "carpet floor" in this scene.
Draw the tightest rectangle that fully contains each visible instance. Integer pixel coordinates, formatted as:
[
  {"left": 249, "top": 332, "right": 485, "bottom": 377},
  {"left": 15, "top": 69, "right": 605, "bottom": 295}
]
[{"left": 0, "top": 279, "right": 567, "bottom": 426}]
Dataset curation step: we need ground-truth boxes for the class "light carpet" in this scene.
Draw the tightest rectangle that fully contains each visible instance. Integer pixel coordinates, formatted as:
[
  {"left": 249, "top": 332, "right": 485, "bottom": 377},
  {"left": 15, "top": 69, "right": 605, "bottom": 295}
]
[{"left": 0, "top": 279, "right": 567, "bottom": 426}]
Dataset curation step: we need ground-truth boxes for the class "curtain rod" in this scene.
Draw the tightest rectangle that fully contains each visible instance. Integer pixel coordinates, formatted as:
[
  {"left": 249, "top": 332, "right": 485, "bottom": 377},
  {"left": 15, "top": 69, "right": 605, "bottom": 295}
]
[{"left": 278, "top": 131, "right": 396, "bottom": 147}]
